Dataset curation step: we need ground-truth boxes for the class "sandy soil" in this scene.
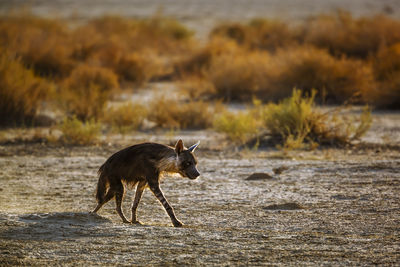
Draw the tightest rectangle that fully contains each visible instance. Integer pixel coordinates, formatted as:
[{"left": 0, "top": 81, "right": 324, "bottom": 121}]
[{"left": 0, "top": 115, "right": 399, "bottom": 265}]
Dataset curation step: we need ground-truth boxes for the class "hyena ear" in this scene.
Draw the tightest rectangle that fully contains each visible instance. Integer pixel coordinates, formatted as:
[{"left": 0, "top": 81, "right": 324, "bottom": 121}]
[
  {"left": 188, "top": 141, "right": 200, "bottom": 153},
  {"left": 175, "top": 139, "right": 184, "bottom": 154}
]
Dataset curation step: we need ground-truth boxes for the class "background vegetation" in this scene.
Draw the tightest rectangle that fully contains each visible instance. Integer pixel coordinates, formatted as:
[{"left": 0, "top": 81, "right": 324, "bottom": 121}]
[{"left": 0, "top": 10, "right": 398, "bottom": 147}]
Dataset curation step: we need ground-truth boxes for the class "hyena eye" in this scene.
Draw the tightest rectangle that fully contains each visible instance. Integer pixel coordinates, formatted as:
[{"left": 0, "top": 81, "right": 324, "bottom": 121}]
[{"left": 184, "top": 161, "right": 191, "bottom": 167}]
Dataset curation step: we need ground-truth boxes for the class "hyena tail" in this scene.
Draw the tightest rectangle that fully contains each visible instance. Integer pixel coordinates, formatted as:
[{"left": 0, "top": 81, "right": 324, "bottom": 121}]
[{"left": 96, "top": 163, "right": 109, "bottom": 203}]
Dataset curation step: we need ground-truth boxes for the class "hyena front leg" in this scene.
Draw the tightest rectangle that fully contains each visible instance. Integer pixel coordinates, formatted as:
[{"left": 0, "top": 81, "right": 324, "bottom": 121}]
[
  {"left": 148, "top": 181, "right": 183, "bottom": 227},
  {"left": 131, "top": 181, "right": 147, "bottom": 224}
]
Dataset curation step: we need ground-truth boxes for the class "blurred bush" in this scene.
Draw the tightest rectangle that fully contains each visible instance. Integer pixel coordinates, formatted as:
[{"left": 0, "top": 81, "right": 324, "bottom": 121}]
[
  {"left": 148, "top": 97, "right": 218, "bottom": 129},
  {"left": 210, "top": 19, "right": 299, "bottom": 52},
  {"left": 183, "top": 46, "right": 374, "bottom": 103},
  {"left": 301, "top": 11, "right": 400, "bottom": 58},
  {"left": 263, "top": 47, "right": 375, "bottom": 103},
  {"left": 60, "top": 65, "right": 119, "bottom": 121},
  {"left": 207, "top": 50, "right": 271, "bottom": 101},
  {"left": 369, "top": 43, "right": 400, "bottom": 108},
  {"left": 0, "top": 52, "right": 50, "bottom": 126},
  {"left": 0, "top": 14, "right": 74, "bottom": 78}
]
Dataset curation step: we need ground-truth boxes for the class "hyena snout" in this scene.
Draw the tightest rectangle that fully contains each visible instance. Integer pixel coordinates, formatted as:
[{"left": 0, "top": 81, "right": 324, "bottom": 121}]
[{"left": 186, "top": 167, "right": 200, "bottom": 179}]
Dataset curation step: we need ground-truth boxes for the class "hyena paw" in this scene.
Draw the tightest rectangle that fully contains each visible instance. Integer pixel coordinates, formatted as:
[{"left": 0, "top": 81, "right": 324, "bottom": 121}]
[
  {"left": 131, "top": 220, "right": 143, "bottom": 225},
  {"left": 173, "top": 220, "right": 184, "bottom": 227}
]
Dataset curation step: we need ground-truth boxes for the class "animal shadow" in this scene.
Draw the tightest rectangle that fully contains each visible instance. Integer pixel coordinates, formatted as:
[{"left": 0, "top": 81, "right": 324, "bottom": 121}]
[{"left": 1, "top": 212, "right": 112, "bottom": 241}]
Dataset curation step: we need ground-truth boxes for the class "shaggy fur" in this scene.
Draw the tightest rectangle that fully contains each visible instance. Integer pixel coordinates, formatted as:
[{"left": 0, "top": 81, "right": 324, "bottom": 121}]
[{"left": 91, "top": 140, "right": 200, "bottom": 227}]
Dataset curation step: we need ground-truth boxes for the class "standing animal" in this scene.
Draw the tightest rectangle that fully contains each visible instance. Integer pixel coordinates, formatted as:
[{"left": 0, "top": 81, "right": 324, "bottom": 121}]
[{"left": 91, "top": 139, "right": 200, "bottom": 227}]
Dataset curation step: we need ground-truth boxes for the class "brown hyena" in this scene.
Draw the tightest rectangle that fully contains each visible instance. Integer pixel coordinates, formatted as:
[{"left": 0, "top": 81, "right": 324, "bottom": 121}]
[{"left": 91, "top": 139, "right": 200, "bottom": 227}]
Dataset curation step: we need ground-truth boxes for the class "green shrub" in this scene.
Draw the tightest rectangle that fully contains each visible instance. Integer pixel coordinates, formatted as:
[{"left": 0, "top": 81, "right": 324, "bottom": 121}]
[{"left": 59, "top": 116, "right": 101, "bottom": 145}]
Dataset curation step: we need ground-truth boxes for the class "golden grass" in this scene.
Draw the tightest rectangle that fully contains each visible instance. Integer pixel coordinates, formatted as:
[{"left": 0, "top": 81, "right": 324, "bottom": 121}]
[
  {"left": 191, "top": 46, "right": 374, "bottom": 103},
  {"left": 0, "top": 52, "right": 50, "bottom": 126},
  {"left": 264, "top": 47, "right": 376, "bottom": 103},
  {"left": 0, "top": 13, "right": 74, "bottom": 78},
  {"left": 60, "top": 65, "right": 119, "bottom": 121},
  {"left": 260, "top": 90, "right": 372, "bottom": 149},
  {"left": 175, "top": 37, "right": 240, "bottom": 78},
  {"left": 210, "top": 19, "right": 298, "bottom": 51},
  {"left": 214, "top": 90, "right": 372, "bottom": 149},
  {"left": 207, "top": 50, "right": 270, "bottom": 101},
  {"left": 368, "top": 43, "right": 400, "bottom": 108},
  {"left": 302, "top": 11, "right": 400, "bottom": 58}
]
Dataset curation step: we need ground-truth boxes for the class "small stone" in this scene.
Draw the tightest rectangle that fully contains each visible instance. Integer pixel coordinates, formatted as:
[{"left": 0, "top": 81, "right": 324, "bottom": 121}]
[
  {"left": 273, "top": 166, "right": 289, "bottom": 175},
  {"left": 245, "top": 172, "right": 274, "bottom": 180},
  {"left": 263, "top": 203, "right": 304, "bottom": 210}
]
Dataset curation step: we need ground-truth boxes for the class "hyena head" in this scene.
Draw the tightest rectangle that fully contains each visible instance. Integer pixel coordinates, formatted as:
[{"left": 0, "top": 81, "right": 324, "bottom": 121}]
[{"left": 175, "top": 139, "right": 200, "bottom": 180}]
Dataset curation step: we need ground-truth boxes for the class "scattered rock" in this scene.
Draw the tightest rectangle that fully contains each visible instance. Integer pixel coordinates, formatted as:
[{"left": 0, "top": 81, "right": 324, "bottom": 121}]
[
  {"left": 331, "top": 194, "right": 358, "bottom": 200},
  {"left": 273, "top": 166, "right": 289, "bottom": 175},
  {"left": 263, "top": 203, "right": 304, "bottom": 210},
  {"left": 245, "top": 172, "right": 274, "bottom": 180}
]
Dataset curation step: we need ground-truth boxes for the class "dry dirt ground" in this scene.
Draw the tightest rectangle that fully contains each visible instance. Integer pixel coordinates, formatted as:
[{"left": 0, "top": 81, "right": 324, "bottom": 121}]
[{"left": 0, "top": 114, "right": 400, "bottom": 265}]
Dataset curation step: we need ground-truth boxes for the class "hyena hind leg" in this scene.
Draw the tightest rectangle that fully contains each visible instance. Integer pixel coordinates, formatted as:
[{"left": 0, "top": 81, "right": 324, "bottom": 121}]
[{"left": 114, "top": 182, "right": 130, "bottom": 223}]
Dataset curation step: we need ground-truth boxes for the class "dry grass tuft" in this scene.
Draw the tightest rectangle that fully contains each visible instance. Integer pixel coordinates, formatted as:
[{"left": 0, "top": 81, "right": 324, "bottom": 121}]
[
  {"left": 58, "top": 116, "right": 101, "bottom": 145},
  {"left": 260, "top": 90, "right": 372, "bottom": 149},
  {"left": 102, "top": 103, "right": 148, "bottom": 133}
]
